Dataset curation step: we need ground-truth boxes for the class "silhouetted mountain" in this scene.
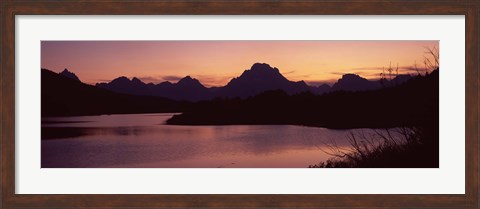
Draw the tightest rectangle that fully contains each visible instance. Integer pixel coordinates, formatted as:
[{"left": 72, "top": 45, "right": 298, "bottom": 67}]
[
  {"left": 332, "top": 74, "right": 380, "bottom": 92},
  {"left": 219, "top": 63, "right": 311, "bottom": 98},
  {"left": 177, "top": 76, "right": 201, "bottom": 87},
  {"left": 171, "top": 76, "right": 210, "bottom": 100},
  {"left": 96, "top": 76, "right": 150, "bottom": 96},
  {"left": 42, "top": 69, "right": 190, "bottom": 116},
  {"left": 96, "top": 75, "right": 210, "bottom": 102},
  {"left": 59, "top": 68, "right": 80, "bottom": 82}
]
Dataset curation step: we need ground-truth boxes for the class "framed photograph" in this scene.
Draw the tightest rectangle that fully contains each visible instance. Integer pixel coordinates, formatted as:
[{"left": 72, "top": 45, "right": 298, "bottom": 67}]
[{"left": 1, "top": 1, "right": 478, "bottom": 208}]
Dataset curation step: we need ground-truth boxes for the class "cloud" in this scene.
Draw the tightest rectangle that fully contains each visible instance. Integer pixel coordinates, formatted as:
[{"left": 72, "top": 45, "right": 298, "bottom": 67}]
[
  {"left": 348, "top": 67, "right": 385, "bottom": 71},
  {"left": 193, "top": 74, "right": 235, "bottom": 87},
  {"left": 401, "top": 66, "right": 431, "bottom": 73},
  {"left": 282, "top": 70, "right": 296, "bottom": 75},
  {"left": 94, "top": 74, "right": 236, "bottom": 86},
  {"left": 330, "top": 72, "right": 347, "bottom": 75},
  {"left": 141, "top": 75, "right": 227, "bottom": 85},
  {"left": 348, "top": 65, "right": 431, "bottom": 73},
  {"left": 285, "top": 73, "right": 315, "bottom": 80},
  {"left": 134, "top": 74, "right": 237, "bottom": 86},
  {"left": 161, "top": 75, "right": 184, "bottom": 82},
  {"left": 330, "top": 71, "right": 380, "bottom": 78},
  {"left": 95, "top": 79, "right": 113, "bottom": 83},
  {"left": 129, "top": 76, "right": 160, "bottom": 84},
  {"left": 305, "top": 79, "right": 336, "bottom": 86}
]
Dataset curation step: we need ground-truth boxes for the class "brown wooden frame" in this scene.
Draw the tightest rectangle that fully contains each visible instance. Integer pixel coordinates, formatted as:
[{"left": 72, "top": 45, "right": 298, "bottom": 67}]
[{"left": 1, "top": 0, "right": 479, "bottom": 208}]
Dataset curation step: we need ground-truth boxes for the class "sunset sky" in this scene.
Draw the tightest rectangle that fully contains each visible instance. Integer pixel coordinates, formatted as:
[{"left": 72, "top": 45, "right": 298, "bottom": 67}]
[{"left": 41, "top": 41, "right": 438, "bottom": 87}]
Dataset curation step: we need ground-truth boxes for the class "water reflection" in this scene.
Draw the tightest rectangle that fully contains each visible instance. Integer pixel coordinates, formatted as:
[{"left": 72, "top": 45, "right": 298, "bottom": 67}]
[{"left": 42, "top": 113, "right": 380, "bottom": 168}]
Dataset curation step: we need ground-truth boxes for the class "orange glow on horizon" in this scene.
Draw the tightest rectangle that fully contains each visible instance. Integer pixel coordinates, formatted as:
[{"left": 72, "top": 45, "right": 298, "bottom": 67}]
[{"left": 41, "top": 41, "right": 439, "bottom": 87}]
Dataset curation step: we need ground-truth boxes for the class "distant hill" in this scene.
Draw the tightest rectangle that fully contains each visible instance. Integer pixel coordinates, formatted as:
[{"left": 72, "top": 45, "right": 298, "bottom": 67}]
[{"left": 41, "top": 69, "right": 190, "bottom": 116}]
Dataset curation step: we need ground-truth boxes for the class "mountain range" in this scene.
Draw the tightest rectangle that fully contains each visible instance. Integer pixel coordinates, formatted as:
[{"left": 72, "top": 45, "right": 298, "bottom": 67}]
[{"left": 60, "top": 63, "right": 413, "bottom": 102}]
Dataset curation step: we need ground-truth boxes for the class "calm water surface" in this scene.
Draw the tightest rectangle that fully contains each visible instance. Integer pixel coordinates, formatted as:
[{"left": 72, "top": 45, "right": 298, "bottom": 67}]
[{"left": 42, "top": 113, "right": 382, "bottom": 168}]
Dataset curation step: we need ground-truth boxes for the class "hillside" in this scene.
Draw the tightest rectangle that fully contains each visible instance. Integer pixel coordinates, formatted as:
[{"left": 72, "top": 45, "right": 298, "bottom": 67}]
[{"left": 42, "top": 69, "right": 190, "bottom": 116}]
